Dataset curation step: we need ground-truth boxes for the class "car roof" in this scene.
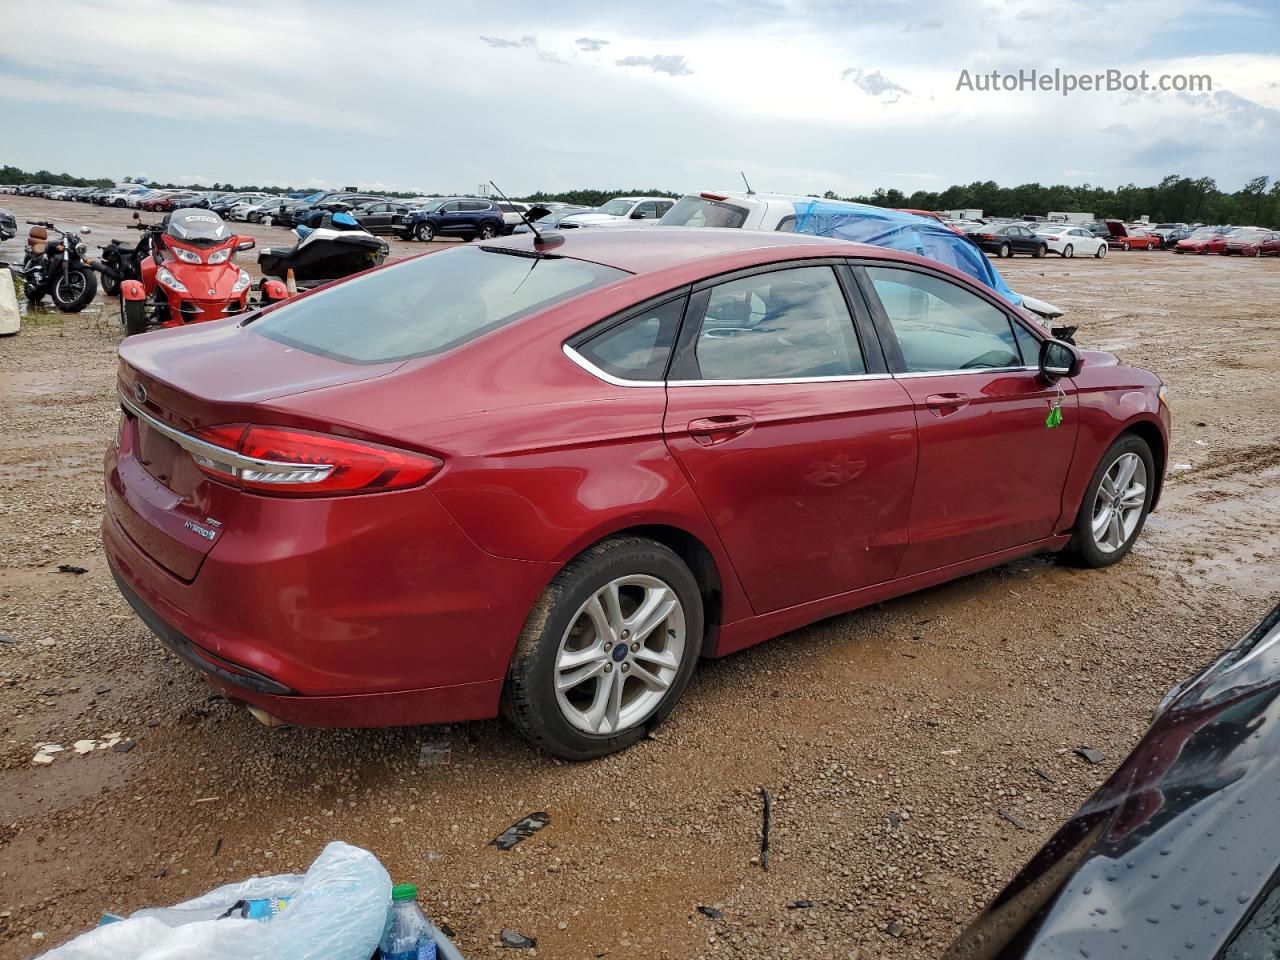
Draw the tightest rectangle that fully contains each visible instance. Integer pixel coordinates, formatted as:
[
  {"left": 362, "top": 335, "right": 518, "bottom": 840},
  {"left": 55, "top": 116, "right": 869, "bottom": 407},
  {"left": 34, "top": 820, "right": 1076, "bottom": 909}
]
[{"left": 482, "top": 225, "right": 883, "bottom": 275}]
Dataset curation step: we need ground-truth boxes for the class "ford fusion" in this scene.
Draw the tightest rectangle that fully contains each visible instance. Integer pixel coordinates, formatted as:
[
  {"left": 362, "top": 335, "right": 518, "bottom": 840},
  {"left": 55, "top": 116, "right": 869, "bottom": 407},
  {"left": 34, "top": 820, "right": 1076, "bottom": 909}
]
[{"left": 104, "top": 229, "right": 1170, "bottom": 759}]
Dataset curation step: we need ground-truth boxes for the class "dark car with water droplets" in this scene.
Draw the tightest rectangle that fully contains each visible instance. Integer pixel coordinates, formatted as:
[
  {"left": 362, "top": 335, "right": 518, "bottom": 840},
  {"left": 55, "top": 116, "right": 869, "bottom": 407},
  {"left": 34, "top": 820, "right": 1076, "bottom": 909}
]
[{"left": 945, "top": 602, "right": 1280, "bottom": 960}]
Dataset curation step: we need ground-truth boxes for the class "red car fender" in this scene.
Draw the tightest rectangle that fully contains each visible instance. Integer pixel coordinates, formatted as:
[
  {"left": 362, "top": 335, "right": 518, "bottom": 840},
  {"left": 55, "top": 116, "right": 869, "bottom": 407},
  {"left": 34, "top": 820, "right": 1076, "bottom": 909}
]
[{"left": 121, "top": 279, "right": 146, "bottom": 302}]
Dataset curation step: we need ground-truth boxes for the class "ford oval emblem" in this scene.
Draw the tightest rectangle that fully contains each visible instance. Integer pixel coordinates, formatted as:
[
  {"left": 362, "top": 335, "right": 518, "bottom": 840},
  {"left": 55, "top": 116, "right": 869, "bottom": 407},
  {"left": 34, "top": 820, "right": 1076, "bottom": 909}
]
[{"left": 134, "top": 382, "right": 147, "bottom": 404}]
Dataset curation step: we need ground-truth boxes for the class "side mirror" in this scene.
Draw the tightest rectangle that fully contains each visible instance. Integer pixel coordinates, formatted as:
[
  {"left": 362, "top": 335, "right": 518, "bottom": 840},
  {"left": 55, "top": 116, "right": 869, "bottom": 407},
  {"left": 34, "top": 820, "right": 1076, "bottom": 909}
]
[
  {"left": 132, "top": 212, "right": 140, "bottom": 221},
  {"left": 630, "top": 211, "right": 645, "bottom": 219},
  {"left": 80, "top": 226, "right": 92, "bottom": 235},
  {"left": 236, "top": 238, "right": 256, "bottom": 251},
  {"left": 1039, "top": 338, "right": 1082, "bottom": 383}
]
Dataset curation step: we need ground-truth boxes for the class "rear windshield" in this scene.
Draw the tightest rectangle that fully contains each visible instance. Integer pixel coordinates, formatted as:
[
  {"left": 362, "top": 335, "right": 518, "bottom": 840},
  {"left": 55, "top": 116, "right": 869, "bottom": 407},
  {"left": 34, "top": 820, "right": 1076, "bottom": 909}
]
[
  {"left": 661, "top": 196, "right": 750, "bottom": 228},
  {"left": 251, "top": 246, "right": 629, "bottom": 364}
]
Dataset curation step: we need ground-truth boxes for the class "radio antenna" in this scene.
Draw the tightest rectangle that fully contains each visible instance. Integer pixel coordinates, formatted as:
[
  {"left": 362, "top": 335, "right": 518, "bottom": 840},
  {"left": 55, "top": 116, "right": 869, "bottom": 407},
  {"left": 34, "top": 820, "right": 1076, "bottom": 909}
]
[
  {"left": 489, "top": 180, "right": 558, "bottom": 247},
  {"left": 741, "top": 171, "right": 756, "bottom": 195}
]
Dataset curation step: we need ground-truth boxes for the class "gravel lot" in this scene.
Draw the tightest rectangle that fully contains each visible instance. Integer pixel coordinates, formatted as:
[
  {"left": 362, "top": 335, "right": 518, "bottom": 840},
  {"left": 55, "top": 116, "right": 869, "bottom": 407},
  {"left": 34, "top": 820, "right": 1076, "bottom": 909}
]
[{"left": 1, "top": 196, "right": 1277, "bottom": 959}]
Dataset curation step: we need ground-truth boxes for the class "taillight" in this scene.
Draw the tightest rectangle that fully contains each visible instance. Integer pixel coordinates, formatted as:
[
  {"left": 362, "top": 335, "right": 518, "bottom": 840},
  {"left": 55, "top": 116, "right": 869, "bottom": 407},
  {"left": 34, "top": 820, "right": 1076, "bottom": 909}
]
[
  {"left": 190, "top": 424, "right": 441, "bottom": 496},
  {"left": 700, "top": 192, "right": 728, "bottom": 201}
]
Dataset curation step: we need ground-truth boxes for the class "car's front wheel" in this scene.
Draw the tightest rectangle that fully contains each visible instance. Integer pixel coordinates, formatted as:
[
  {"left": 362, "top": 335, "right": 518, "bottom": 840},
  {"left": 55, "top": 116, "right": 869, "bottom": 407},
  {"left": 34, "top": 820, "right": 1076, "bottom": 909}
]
[
  {"left": 478, "top": 222, "right": 500, "bottom": 241},
  {"left": 1095, "top": 243, "right": 1107, "bottom": 258},
  {"left": 1033, "top": 244, "right": 1047, "bottom": 258},
  {"left": 502, "top": 537, "right": 702, "bottom": 759},
  {"left": 1062, "top": 434, "right": 1155, "bottom": 568},
  {"left": 415, "top": 222, "right": 435, "bottom": 242},
  {"left": 1062, "top": 244, "right": 1073, "bottom": 258}
]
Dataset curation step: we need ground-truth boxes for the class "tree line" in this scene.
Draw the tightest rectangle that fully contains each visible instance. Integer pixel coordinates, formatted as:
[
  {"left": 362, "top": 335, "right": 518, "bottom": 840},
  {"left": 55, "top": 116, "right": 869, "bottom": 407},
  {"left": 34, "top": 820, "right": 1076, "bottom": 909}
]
[
  {"left": 4, "top": 164, "right": 1276, "bottom": 227},
  {"left": 827, "top": 174, "right": 1279, "bottom": 227}
]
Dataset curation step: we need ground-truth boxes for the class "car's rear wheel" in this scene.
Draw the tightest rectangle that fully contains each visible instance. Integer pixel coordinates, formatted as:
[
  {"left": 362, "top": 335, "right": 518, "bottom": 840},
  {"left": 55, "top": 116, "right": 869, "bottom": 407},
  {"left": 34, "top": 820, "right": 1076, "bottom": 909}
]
[
  {"left": 415, "top": 222, "right": 435, "bottom": 242},
  {"left": 998, "top": 242, "right": 1011, "bottom": 258},
  {"left": 1061, "top": 434, "right": 1155, "bottom": 568},
  {"left": 502, "top": 537, "right": 702, "bottom": 760},
  {"left": 1062, "top": 244, "right": 1073, "bottom": 258},
  {"left": 1121, "top": 241, "right": 1130, "bottom": 251},
  {"left": 1033, "top": 244, "right": 1047, "bottom": 258}
]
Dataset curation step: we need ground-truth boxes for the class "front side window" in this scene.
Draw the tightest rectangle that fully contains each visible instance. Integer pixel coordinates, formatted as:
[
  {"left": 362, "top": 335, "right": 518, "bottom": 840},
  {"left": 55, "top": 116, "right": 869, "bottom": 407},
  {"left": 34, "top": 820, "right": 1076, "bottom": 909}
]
[
  {"left": 865, "top": 267, "right": 1021, "bottom": 372},
  {"left": 574, "top": 298, "right": 684, "bottom": 381},
  {"left": 634, "top": 202, "right": 658, "bottom": 219},
  {"left": 598, "top": 199, "right": 635, "bottom": 217},
  {"left": 693, "top": 267, "right": 865, "bottom": 380},
  {"left": 252, "top": 247, "right": 628, "bottom": 364}
]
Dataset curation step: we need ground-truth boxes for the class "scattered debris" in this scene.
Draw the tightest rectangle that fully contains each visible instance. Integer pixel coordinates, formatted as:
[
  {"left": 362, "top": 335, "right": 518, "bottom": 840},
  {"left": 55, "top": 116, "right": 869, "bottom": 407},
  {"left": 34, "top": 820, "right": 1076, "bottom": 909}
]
[
  {"left": 940, "top": 748, "right": 961, "bottom": 756},
  {"left": 788, "top": 900, "right": 813, "bottom": 909},
  {"left": 213, "top": 838, "right": 223, "bottom": 856},
  {"left": 760, "top": 787, "right": 772, "bottom": 871},
  {"left": 998, "top": 808, "right": 1027, "bottom": 830},
  {"left": 696, "top": 906, "right": 723, "bottom": 920},
  {"left": 0, "top": 633, "right": 14, "bottom": 644},
  {"left": 113, "top": 739, "right": 136, "bottom": 753},
  {"left": 32, "top": 743, "right": 63, "bottom": 765},
  {"left": 887, "top": 811, "right": 901, "bottom": 831},
  {"left": 73, "top": 739, "right": 97, "bottom": 754},
  {"left": 1075, "top": 747, "right": 1105, "bottom": 765},
  {"left": 192, "top": 796, "right": 220, "bottom": 804},
  {"left": 1193, "top": 439, "right": 1207, "bottom": 446},
  {"left": 425, "top": 850, "right": 444, "bottom": 863},
  {"left": 417, "top": 733, "right": 452, "bottom": 766},
  {"left": 95, "top": 684, "right": 112, "bottom": 694},
  {"left": 499, "top": 927, "right": 536, "bottom": 948},
  {"left": 491, "top": 812, "right": 550, "bottom": 850},
  {"left": 56, "top": 564, "right": 88, "bottom": 575},
  {"left": 1033, "top": 766, "right": 1055, "bottom": 783},
  {"left": 1171, "top": 463, "right": 1192, "bottom": 473},
  {"left": 886, "top": 920, "right": 906, "bottom": 938}
]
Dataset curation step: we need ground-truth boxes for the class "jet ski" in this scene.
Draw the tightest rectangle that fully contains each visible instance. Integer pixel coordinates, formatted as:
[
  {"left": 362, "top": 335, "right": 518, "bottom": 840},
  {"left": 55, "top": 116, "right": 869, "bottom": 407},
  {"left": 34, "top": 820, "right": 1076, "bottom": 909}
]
[{"left": 257, "top": 211, "right": 388, "bottom": 286}]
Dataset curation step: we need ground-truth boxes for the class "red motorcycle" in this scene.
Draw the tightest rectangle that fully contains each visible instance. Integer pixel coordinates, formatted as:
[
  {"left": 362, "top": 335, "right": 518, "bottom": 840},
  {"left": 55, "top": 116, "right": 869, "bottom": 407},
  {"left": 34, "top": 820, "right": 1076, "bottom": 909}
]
[{"left": 119, "top": 209, "right": 288, "bottom": 336}]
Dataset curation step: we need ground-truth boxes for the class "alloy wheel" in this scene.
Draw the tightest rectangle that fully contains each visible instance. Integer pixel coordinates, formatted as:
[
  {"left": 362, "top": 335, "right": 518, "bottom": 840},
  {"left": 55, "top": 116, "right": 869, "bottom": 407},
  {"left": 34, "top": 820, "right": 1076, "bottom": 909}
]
[
  {"left": 1090, "top": 453, "right": 1147, "bottom": 554},
  {"left": 553, "top": 575, "right": 686, "bottom": 735}
]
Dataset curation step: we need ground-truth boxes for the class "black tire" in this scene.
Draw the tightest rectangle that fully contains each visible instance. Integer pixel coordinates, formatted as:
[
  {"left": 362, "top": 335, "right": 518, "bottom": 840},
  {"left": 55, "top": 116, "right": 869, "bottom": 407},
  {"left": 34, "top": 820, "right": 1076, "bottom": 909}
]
[
  {"left": 51, "top": 267, "right": 97, "bottom": 312},
  {"left": 1096, "top": 244, "right": 1107, "bottom": 258},
  {"left": 1033, "top": 244, "right": 1047, "bottom": 259},
  {"left": 502, "top": 537, "right": 703, "bottom": 760},
  {"left": 399, "top": 231, "right": 413, "bottom": 242},
  {"left": 114, "top": 198, "right": 126, "bottom": 208},
  {"left": 477, "top": 222, "right": 500, "bottom": 241},
  {"left": 100, "top": 273, "right": 120, "bottom": 297},
  {"left": 1062, "top": 244, "right": 1074, "bottom": 259},
  {"left": 414, "top": 222, "right": 435, "bottom": 242},
  {"left": 248, "top": 213, "right": 261, "bottom": 224},
  {"left": 1121, "top": 241, "right": 1130, "bottom": 251},
  {"left": 1060, "top": 433, "right": 1155, "bottom": 569},
  {"left": 998, "top": 243, "right": 1012, "bottom": 258},
  {"left": 121, "top": 297, "right": 148, "bottom": 336}
]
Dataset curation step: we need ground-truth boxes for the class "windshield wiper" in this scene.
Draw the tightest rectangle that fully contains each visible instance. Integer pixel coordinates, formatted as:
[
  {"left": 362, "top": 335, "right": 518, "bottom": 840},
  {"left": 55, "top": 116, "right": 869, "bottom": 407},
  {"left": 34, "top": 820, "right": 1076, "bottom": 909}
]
[{"left": 479, "top": 245, "right": 563, "bottom": 260}]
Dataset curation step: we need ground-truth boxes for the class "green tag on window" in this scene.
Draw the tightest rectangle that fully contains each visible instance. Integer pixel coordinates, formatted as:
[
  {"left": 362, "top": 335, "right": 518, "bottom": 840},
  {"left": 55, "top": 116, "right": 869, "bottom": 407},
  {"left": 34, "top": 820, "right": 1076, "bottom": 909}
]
[{"left": 1045, "top": 406, "right": 1063, "bottom": 429}]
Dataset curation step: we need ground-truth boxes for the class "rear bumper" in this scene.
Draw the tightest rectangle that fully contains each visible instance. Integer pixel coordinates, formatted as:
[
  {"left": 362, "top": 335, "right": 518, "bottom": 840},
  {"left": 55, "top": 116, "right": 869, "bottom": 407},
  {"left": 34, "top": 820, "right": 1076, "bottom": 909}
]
[{"left": 103, "top": 482, "right": 558, "bottom": 727}]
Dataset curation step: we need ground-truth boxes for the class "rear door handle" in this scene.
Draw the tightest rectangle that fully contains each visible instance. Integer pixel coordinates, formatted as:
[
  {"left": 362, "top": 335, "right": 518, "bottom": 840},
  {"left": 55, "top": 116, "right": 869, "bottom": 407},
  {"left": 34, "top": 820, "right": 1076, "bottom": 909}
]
[
  {"left": 688, "top": 415, "right": 755, "bottom": 445},
  {"left": 924, "top": 392, "right": 971, "bottom": 417}
]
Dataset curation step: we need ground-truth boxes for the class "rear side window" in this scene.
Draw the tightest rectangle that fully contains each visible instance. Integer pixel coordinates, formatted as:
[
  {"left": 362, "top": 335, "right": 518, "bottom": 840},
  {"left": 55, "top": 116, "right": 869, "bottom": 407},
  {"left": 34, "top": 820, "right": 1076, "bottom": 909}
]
[
  {"left": 865, "top": 267, "right": 1020, "bottom": 372},
  {"left": 252, "top": 247, "right": 628, "bottom": 364},
  {"left": 573, "top": 298, "right": 684, "bottom": 381},
  {"left": 661, "top": 196, "right": 749, "bottom": 228},
  {"left": 693, "top": 266, "right": 865, "bottom": 380}
]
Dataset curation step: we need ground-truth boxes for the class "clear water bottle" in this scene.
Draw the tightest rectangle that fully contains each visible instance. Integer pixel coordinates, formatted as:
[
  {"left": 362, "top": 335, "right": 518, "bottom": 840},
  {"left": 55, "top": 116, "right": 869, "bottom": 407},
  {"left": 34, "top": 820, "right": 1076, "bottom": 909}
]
[{"left": 379, "top": 883, "right": 437, "bottom": 960}]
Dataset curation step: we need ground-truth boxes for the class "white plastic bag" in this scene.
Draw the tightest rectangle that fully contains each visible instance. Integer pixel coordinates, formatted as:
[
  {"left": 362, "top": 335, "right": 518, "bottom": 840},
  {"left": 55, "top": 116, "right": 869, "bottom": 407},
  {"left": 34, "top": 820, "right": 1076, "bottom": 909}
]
[
  {"left": 0, "top": 266, "right": 19, "bottom": 336},
  {"left": 40, "top": 841, "right": 391, "bottom": 960}
]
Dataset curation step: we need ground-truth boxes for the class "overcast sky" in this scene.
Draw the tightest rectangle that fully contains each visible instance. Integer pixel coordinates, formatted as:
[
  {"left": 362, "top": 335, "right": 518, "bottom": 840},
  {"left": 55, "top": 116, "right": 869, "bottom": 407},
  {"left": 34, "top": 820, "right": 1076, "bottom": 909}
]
[{"left": 4, "top": 0, "right": 1278, "bottom": 196}]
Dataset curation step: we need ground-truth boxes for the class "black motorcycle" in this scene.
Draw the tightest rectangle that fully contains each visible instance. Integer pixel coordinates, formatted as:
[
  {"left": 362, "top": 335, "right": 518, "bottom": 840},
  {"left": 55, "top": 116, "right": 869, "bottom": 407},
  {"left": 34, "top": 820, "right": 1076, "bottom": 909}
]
[
  {"left": 21, "top": 220, "right": 99, "bottom": 312},
  {"left": 95, "top": 221, "right": 158, "bottom": 296}
]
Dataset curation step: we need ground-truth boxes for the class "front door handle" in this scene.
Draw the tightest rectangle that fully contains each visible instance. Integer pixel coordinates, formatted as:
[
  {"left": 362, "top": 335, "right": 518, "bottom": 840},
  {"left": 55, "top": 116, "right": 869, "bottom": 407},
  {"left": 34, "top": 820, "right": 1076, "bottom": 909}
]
[
  {"left": 924, "top": 392, "right": 970, "bottom": 417},
  {"left": 688, "top": 415, "right": 755, "bottom": 445}
]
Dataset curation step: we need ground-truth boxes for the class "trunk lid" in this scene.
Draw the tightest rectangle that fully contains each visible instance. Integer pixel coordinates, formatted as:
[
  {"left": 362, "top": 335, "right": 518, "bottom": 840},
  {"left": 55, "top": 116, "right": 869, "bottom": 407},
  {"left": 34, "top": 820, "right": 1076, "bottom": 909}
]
[{"left": 110, "top": 319, "right": 404, "bottom": 580}]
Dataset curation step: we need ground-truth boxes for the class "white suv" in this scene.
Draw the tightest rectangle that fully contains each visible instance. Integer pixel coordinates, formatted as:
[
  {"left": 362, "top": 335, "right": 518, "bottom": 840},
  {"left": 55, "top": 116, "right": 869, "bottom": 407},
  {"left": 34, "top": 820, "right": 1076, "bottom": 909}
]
[{"left": 559, "top": 197, "right": 674, "bottom": 228}]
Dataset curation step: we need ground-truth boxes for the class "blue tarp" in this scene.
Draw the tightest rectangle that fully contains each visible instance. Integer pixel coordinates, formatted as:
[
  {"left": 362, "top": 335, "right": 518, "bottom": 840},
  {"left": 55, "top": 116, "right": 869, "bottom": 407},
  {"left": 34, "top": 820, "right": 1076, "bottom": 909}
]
[{"left": 789, "top": 200, "right": 1023, "bottom": 306}]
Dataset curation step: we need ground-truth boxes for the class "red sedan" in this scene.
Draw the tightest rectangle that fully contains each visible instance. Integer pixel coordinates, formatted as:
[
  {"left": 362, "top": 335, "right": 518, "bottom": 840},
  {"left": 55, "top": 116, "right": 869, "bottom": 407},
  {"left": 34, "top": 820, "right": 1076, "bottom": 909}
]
[
  {"left": 104, "top": 229, "right": 1170, "bottom": 758},
  {"left": 1175, "top": 229, "right": 1230, "bottom": 254},
  {"left": 1221, "top": 228, "right": 1280, "bottom": 257},
  {"left": 1106, "top": 223, "right": 1161, "bottom": 250}
]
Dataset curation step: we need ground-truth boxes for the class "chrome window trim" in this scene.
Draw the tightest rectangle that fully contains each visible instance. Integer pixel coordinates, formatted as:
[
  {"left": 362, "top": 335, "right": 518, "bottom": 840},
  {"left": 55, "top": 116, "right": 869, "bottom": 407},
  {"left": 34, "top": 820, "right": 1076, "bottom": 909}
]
[
  {"left": 562, "top": 344, "right": 665, "bottom": 388},
  {"left": 668, "top": 373, "right": 893, "bottom": 387},
  {"left": 894, "top": 366, "right": 1038, "bottom": 379},
  {"left": 118, "top": 388, "right": 322, "bottom": 473}
]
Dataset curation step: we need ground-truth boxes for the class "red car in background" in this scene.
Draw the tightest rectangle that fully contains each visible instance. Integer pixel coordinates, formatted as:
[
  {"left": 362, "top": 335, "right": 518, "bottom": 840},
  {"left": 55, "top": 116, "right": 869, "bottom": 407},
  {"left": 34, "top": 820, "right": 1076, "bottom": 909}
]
[
  {"left": 149, "top": 192, "right": 201, "bottom": 213},
  {"left": 104, "top": 229, "right": 1169, "bottom": 759},
  {"left": 1174, "top": 228, "right": 1231, "bottom": 254},
  {"left": 1105, "top": 221, "right": 1161, "bottom": 250},
  {"left": 1221, "top": 228, "right": 1280, "bottom": 257}
]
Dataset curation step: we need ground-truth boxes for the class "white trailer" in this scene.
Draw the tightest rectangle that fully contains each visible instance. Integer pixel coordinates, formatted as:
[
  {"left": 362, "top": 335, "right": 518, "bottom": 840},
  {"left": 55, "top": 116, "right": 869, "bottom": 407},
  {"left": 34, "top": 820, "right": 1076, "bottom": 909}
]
[{"left": 1046, "top": 211, "right": 1094, "bottom": 224}]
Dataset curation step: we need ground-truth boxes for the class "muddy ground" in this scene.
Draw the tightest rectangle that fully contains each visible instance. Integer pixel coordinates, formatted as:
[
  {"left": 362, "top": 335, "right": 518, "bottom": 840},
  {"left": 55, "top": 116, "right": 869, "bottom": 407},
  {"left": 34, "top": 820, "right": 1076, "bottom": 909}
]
[{"left": 1, "top": 195, "right": 1277, "bottom": 959}]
